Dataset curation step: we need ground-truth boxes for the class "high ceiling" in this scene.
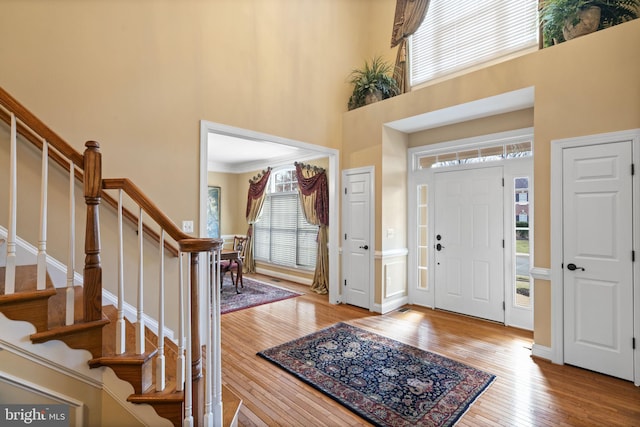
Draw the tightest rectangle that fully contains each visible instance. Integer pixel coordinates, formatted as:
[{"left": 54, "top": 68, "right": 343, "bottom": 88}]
[{"left": 207, "top": 133, "right": 320, "bottom": 173}]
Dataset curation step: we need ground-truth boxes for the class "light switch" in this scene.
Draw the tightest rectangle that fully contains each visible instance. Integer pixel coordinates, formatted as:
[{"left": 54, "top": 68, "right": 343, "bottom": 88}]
[{"left": 182, "top": 220, "right": 194, "bottom": 233}]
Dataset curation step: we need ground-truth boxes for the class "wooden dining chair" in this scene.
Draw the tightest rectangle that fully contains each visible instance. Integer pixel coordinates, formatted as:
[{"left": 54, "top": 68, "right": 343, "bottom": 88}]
[{"left": 220, "top": 235, "right": 249, "bottom": 292}]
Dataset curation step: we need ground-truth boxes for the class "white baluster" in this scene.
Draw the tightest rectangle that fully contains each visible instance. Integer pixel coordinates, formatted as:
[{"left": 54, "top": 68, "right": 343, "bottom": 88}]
[
  {"left": 176, "top": 251, "right": 186, "bottom": 392},
  {"left": 212, "top": 248, "right": 223, "bottom": 426},
  {"left": 204, "top": 251, "right": 214, "bottom": 426},
  {"left": 183, "top": 253, "right": 194, "bottom": 427},
  {"left": 65, "top": 159, "right": 75, "bottom": 326},
  {"left": 5, "top": 113, "right": 17, "bottom": 294},
  {"left": 36, "top": 139, "right": 49, "bottom": 290},
  {"left": 156, "top": 229, "right": 166, "bottom": 391},
  {"left": 116, "top": 190, "right": 126, "bottom": 354},
  {"left": 136, "top": 207, "right": 145, "bottom": 354}
]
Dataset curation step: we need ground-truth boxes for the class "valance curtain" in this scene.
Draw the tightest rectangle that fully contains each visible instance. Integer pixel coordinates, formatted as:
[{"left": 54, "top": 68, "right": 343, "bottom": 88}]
[
  {"left": 390, "top": 0, "right": 431, "bottom": 93},
  {"left": 294, "top": 162, "right": 329, "bottom": 295},
  {"left": 245, "top": 167, "right": 271, "bottom": 273}
]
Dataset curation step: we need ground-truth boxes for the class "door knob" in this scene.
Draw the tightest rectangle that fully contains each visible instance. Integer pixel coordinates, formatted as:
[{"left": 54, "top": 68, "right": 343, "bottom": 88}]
[
  {"left": 567, "top": 263, "right": 585, "bottom": 271},
  {"left": 359, "top": 245, "right": 369, "bottom": 250},
  {"left": 436, "top": 243, "right": 444, "bottom": 251}
]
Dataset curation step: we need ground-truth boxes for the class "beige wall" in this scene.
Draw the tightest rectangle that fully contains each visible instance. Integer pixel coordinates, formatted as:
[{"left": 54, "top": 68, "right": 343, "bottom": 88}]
[
  {"left": 343, "top": 20, "right": 640, "bottom": 347},
  {"left": 2, "top": 0, "right": 639, "bottom": 370},
  {"left": 0, "top": 0, "right": 375, "bottom": 233},
  {"left": 207, "top": 171, "right": 245, "bottom": 237}
]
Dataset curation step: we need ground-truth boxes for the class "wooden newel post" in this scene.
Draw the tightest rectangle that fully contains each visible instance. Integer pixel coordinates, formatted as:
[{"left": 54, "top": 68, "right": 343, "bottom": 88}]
[{"left": 83, "top": 141, "right": 103, "bottom": 322}]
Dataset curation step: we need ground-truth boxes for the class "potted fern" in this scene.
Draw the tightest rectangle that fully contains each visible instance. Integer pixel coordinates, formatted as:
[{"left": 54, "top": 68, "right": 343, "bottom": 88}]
[
  {"left": 347, "top": 56, "right": 400, "bottom": 111},
  {"left": 540, "top": 0, "right": 639, "bottom": 47}
]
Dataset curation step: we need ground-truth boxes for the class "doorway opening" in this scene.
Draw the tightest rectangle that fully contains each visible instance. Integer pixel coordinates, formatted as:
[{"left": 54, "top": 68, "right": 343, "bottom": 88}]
[{"left": 198, "top": 120, "right": 340, "bottom": 304}]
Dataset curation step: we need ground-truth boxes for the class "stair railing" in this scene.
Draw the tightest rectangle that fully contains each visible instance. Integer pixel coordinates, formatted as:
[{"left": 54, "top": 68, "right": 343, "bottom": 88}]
[{"left": 1, "top": 86, "right": 224, "bottom": 426}]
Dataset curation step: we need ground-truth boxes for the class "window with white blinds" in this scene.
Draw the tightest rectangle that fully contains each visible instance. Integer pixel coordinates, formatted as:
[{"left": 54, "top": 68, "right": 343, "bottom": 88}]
[
  {"left": 409, "top": 0, "right": 539, "bottom": 86},
  {"left": 253, "top": 169, "right": 318, "bottom": 269}
]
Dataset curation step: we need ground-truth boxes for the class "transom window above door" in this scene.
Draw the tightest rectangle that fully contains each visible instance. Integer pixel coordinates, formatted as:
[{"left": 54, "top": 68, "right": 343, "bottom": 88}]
[{"left": 416, "top": 140, "right": 532, "bottom": 169}]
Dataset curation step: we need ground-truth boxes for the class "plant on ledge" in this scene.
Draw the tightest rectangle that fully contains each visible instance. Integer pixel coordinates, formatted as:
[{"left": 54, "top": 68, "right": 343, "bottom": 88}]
[
  {"left": 540, "top": 0, "right": 639, "bottom": 47},
  {"left": 347, "top": 56, "right": 400, "bottom": 111}
]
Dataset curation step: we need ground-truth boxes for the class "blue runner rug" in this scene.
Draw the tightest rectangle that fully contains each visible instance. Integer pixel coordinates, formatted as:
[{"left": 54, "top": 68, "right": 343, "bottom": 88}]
[{"left": 258, "top": 322, "right": 495, "bottom": 426}]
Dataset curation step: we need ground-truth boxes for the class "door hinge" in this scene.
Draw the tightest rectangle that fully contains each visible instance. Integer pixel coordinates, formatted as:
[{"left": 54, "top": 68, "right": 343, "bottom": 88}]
[
  {"left": 633, "top": 337, "right": 636, "bottom": 350},
  {"left": 344, "top": 279, "right": 347, "bottom": 287},
  {"left": 502, "top": 301, "right": 505, "bottom": 310},
  {"left": 344, "top": 187, "right": 347, "bottom": 194},
  {"left": 502, "top": 178, "right": 504, "bottom": 187},
  {"left": 502, "top": 239, "right": 505, "bottom": 248},
  {"left": 632, "top": 163, "right": 635, "bottom": 176},
  {"left": 633, "top": 250, "right": 635, "bottom": 262},
  {"left": 345, "top": 233, "right": 347, "bottom": 240}
]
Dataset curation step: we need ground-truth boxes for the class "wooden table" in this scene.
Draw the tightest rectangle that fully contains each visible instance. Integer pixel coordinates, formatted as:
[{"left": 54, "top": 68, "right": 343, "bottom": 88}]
[{"left": 220, "top": 249, "right": 243, "bottom": 292}]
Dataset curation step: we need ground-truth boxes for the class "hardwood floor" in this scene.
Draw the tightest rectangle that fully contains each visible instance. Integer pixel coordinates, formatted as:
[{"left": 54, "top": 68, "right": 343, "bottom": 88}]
[{"left": 221, "top": 274, "right": 640, "bottom": 426}]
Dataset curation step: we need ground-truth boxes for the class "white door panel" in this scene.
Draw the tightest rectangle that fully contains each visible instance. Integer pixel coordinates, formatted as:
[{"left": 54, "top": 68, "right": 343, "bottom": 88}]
[
  {"left": 435, "top": 167, "right": 504, "bottom": 322},
  {"left": 343, "top": 171, "right": 372, "bottom": 309},
  {"left": 563, "top": 141, "right": 634, "bottom": 381}
]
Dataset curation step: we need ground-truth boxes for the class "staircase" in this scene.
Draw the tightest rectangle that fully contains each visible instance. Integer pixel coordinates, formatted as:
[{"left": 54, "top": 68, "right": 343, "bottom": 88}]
[{"left": 0, "top": 87, "right": 241, "bottom": 426}]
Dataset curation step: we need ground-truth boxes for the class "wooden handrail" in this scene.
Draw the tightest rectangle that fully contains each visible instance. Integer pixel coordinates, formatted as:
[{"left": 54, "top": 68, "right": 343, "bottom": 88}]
[
  {"left": 0, "top": 86, "right": 83, "bottom": 167},
  {"left": 103, "top": 178, "right": 222, "bottom": 253},
  {"left": 0, "top": 87, "right": 180, "bottom": 256}
]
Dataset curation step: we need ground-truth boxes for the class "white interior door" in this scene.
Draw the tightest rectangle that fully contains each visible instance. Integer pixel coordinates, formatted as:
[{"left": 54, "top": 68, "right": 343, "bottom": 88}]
[
  {"left": 342, "top": 169, "right": 373, "bottom": 309},
  {"left": 563, "top": 141, "right": 634, "bottom": 381},
  {"left": 434, "top": 167, "right": 504, "bottom": 322}
]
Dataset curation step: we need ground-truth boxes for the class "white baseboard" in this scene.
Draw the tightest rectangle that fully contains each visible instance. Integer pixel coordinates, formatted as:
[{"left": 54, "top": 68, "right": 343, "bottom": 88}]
[
  {"left": 373, "top": 295, "right": 409, "bottom": 314},
  {"left": 531, "top": 343, "right": 553, "bottom": 361},
  {"left": 255, "top": 267, "right": 313, "bottom": 286}
]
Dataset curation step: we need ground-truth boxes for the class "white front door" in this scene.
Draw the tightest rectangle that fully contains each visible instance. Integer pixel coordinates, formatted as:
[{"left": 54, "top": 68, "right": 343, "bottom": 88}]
[
  {"left": 342, "top": 169, "right": 373, "bottom": 309},
  {"left": 563, "top": 141, "right": 634, "bottom": 380},
  {"left": 434, "top": 167, "right": 504, "bottom": 322}
]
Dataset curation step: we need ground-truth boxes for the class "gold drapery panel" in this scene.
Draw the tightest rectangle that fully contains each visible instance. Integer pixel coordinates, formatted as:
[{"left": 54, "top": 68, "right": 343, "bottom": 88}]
[
  {"left": 390, "top": 0, "right": 431, "bottom": 93},
  {"left": 294, "top": 162, "right": 329, "bottom": 295},
  {"left": 245, "top": 167, "right": 271, "bottom": 273}
]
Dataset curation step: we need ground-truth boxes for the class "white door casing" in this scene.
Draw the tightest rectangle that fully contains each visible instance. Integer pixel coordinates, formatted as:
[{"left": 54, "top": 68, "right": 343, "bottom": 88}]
[
  {"left": 342, "top": 167, "right": 374, "bottom": 310},
  {"left": 550, "top": 129, "right": 639, "bottom": 386},
  {"left": 407, "top": 129, "right": 534, "bottom": 329},
  {"left": 434, "top": 166, "right": 505, "bottom": 323},
  {"left": 562, "top": 141, "right": 634, "bottom": 381}
]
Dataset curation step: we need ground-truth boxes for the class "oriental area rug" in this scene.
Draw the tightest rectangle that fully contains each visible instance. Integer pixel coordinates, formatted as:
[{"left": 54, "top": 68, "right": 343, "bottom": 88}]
[
  {"left": 257, "top": 322, "right": 495, "bottom": 426},
  {"left": 220, "top": 276, "right": 301, "bottom": 314}
]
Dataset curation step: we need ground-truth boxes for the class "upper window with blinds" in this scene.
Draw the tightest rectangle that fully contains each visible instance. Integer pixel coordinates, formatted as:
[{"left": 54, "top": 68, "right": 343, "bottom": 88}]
[{"left": 409, "top": 0, "right": 539, "bottom": 86}]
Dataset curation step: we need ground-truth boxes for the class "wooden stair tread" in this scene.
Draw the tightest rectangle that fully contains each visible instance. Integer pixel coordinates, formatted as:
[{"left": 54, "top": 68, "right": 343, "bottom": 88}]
[
  {"left": 0, "top": 265, "right": 56, "bottom": 303},
  {"left": 31, "top": 315, "right": 110, "bottom": 342},
  {"left": 222, "top": 384, "right": 242, "bottom": 426},
  {"left": 3, "top": 270, "right": 240, "bottom": 425},
  {"left": 0, "top": 265, "right": 57, "bottom": 332}
]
